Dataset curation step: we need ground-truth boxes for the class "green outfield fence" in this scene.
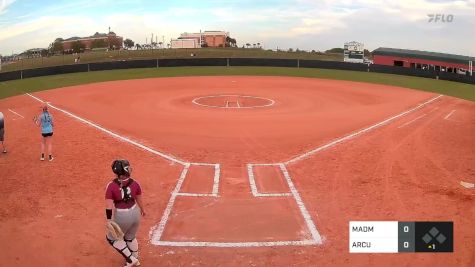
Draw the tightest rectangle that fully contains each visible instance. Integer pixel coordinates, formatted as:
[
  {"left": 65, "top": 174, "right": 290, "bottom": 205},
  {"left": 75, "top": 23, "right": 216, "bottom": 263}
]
[{"left": 0, "top": 58, "right": 474, "bottom": 85}]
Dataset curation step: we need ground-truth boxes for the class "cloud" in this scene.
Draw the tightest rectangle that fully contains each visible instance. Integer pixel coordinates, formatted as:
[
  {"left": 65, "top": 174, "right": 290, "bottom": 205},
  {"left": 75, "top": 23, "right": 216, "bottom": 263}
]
[
  {"left": 0, "top": 0, "right": 16, "bottom": 14},
  {"left": 0, "top": 0, "right": 474, "bottom": 55}
]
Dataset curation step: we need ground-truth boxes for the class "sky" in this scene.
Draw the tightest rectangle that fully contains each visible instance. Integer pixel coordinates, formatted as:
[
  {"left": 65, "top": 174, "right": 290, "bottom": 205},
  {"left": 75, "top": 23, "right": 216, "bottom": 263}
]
[{"left": 0, "top": 0, "right": 474, "bottom": 56}]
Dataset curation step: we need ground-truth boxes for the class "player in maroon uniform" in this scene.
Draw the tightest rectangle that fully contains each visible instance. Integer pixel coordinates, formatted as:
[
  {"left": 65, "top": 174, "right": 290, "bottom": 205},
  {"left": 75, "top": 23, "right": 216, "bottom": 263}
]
[
  {"left": 105, "top": 160, "right": 145, "bottom": 267},
  {"left": 0, "top": 111, "right": 6, "bottom": 153}
]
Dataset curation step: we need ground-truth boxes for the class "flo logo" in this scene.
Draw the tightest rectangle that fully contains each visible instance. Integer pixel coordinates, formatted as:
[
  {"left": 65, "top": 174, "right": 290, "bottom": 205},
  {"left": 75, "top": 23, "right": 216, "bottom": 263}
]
[{"left": 428, "top": 14, "right": 454, "bottom": 23}]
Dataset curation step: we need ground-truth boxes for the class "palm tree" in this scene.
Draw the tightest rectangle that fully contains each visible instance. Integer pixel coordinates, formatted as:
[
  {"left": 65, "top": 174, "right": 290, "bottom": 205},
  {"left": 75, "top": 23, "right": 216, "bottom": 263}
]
[
  {"left": 257, "top": 42, "right": 261, "bottom": 48},
  {"left": 159, "top": 42, "right": 163, "bottom": 48},
  {"left": 246, "top": 43, "right": 250, "bottom": 48}
]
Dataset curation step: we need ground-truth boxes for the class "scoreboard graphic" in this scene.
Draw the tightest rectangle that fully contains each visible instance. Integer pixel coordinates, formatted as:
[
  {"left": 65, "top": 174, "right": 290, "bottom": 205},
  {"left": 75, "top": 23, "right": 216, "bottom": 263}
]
[
  {"left": 344, "top": 41, "right": 364, "bottom": 63},
  {"left": 349, "top": 221, "right": 453, "bottom": 253}
]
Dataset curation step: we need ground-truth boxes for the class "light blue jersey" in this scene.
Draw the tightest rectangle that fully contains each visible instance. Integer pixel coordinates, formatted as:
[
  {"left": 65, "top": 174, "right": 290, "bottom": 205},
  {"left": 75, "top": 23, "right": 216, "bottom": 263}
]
[{"left": 40, "top": 112, "right": 53, "bottom": 134}]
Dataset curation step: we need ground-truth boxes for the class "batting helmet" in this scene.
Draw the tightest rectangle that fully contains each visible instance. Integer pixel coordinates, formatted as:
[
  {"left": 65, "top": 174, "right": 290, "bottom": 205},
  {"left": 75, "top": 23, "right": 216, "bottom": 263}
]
[{"left": 111, "top": 159, "right": 132, "bottom": 176}]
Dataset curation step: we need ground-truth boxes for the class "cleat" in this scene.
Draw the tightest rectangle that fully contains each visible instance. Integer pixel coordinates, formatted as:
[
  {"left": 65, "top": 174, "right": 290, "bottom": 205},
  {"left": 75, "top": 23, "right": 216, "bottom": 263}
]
[
  {"left": 124, "top": 257, "right": 140, "bottom": 267},
  {"left": 40, "top": 156, "right": 45, "bottom": 161},
  {"left": 2, "top": 149, "right": 6, "bottom": 153},
  {"left": 48, "top": 155, "right": 54, "bottom": 161}
]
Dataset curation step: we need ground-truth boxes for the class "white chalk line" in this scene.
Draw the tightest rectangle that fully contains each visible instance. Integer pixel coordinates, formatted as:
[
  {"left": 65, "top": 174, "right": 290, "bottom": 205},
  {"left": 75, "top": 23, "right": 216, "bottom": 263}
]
[
  {"left": 151, "top": 163, "right": 190, "bottom": 242},
  {"left": 152, "top": 162, "right": 220, "bottom": 243},
  {"left": 192, "top": 95, "right": 275, "bottom": 109},
  {"left": 26, "top": 93, "right": 187, "bottom": 166},
  {"left": 247, "top": 164, "right": 292, "bottom": 197},
  {"left": 444, "top": 110, "right": 456, "bottom": 120},
  {"left": 26, "top": 93, "right": 308, "bottom": 247},
  {"left": 397, "top": 114, "right": 427, "bottom": 129},
  {"left": 279, "top": 163, "right": 322, "bottom": 244},
  {"left": 28, "top": 93, "right": 441, "bottom": 248},
  {"left": 177, "top": 163, "right": 220, "bottom": 197},
  {"left": 152, "top": 240, "right": 317, "bottom": 247},
  {"left": 460, "top": 181, "right": 474, "bottom": 189},
  {"left": 176, "top": 193, "right": 218, "bottom": 197},
  {"left": 285, "top": 95, "right": 443, "bottom": 165},
  {"left": 7, "top": 108, "right": 24, "bottom": 119},
  {"left": 246, "top": 163, "right": 321, "bottom": 244},
  {"left": 212, "top": 164, "right": 220, "bottom": 195}
]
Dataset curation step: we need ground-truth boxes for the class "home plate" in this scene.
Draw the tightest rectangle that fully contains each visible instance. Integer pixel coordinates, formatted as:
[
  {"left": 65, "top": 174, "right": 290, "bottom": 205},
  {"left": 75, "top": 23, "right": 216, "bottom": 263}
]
[{"left": 460, "top": 181, "right": 474, "bottom": 189}]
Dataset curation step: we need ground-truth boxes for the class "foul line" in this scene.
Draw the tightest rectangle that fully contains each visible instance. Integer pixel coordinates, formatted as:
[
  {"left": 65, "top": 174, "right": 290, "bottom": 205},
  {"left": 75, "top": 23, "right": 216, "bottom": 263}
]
[
  {"left": 26, "top": 93, "right": 187, "bottom": 166},
  {"left": 26, "top": 93, "right": 441, "bottom": 248},
  {"left": 397, "top": 114, "right": 427, "bottom": 129},
  {"left": 444, "top": 110, "right": 456, "bottom": 120},
  {"left": 8, "top": 109, "right": 25, "bottom": 119},
  {"left": 26, "top": 92, "right": 318, "bottom": 248},
  {"left": 285, "top": 95, "right": 442, "bottom": 165}
]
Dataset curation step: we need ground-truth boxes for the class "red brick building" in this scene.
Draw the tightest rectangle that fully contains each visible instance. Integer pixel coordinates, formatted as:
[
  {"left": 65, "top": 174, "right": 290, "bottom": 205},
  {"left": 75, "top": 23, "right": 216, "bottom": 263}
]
[
  {"left": 60, "top": 32, "right": 123, "bottom": 52},
  {"left": 373, "top": 47, "right": 474, "bottom": 75}
]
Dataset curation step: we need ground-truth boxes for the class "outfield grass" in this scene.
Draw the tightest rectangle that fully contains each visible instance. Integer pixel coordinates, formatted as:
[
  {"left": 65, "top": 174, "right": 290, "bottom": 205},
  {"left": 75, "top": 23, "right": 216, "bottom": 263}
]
[
  {"left": 0, "top": 67, "right": 474, "bottom": 101},
  {"left": 1, "top": 48, "right": 342, "bottom": 72}
]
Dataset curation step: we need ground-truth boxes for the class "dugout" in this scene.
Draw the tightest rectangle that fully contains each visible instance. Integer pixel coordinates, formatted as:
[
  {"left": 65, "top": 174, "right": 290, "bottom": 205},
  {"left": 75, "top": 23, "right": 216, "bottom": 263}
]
[{"left": 373, "top": 47, "right": 474, "bottom": 76}]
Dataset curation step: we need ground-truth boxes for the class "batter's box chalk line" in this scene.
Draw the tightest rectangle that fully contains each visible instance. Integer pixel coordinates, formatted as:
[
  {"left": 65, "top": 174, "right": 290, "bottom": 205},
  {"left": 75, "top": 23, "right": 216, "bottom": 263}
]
[
  {"left": 175, "top": 162, "right": 220, "bottom": 197},
  {"left": 150, "top": 161, "right": 322, "bottom": 247},
  {"left": 247, "top": 163, "right": 292, "bottom": 197}
]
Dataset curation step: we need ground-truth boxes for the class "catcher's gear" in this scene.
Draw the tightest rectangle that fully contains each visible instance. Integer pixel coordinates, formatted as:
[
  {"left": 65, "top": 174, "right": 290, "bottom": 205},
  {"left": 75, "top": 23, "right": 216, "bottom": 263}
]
[
  {"left": 106, "top": 236, "right": 138, "bottom": 265},
  {"left": 113, "top": 178, "right": 134, "bottom": 204},
  {"left": 106, "top": 220, "right": 124, "bottom": 240},
  {"left": 125, "top": 238, "right": 139, "bottom": 258},
  {"left": 112, "top": 159, "right": 132, "bottom": 176}
]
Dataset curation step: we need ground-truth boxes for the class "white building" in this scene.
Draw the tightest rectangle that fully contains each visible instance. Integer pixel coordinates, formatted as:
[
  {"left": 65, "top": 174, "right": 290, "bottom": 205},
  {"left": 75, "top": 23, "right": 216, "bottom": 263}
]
[{"left": 171, "top": 39, "right": 200, "bottom": 49}]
